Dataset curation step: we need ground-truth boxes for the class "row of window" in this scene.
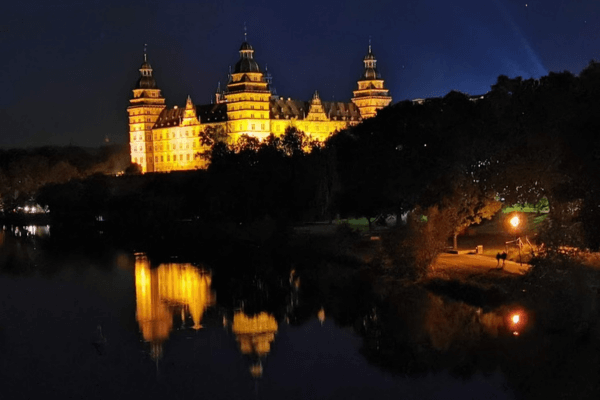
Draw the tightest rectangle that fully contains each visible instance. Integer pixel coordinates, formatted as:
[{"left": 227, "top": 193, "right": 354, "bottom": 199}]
[
  {"left": 230, "top": 113, "right": 266, "bottom": 120},
  {"left": 154, "top": 131, "right": 195, "bottom": 139},
  {"left": 133, "top": 154, "right": 197, "bottom": 164},
  {"left": 229, "top": 104, "right": 266, "bottom": 111},
  {"left": 132, "top": 141, "right": 199, "bottom": 152}
]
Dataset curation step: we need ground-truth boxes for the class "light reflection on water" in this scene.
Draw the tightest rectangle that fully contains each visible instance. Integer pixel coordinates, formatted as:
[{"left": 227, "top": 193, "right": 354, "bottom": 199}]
[
  {"left": 10, "top": 224, "right": 51, "bottom": 238},
  {"left": 134, "top": 254, "right": 215, "bottom": 360},
  {"left": 134, "top": 253, "right": 280, "bottom": 377}
]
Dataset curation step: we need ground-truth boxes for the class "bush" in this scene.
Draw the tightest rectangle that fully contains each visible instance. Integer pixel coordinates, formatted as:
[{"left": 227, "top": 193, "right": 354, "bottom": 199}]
[{"left": 383, "top": 206, "right": 454, "bottom": 281}]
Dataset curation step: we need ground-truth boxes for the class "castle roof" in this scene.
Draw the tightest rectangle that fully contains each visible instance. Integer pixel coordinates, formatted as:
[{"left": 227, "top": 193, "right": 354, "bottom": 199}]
[
  {"left": 154, "top": 107, "right": 185, "bottom": 128},
  {"left": 196, "top": 103, "right": 228, "bottom": 123},
  {"left": 269, "top": 98, "right": 361, "bottom": 121}
]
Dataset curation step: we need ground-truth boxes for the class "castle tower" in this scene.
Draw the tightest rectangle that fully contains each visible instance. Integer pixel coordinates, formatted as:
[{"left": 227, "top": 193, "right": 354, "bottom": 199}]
[
  {"left": 224, "top": 38, "right": 272, "bottom": 141},
  {"left": 352, "top": 43, "right": 392, "bottom": 119},
  {"left": 128, "top": 49, "right": 166, "bottom": 173}
]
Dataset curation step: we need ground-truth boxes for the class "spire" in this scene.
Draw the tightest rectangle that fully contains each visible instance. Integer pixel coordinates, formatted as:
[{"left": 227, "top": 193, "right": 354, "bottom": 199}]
[
  {"left": 361, "top": 41, "right": 378, "bottom": 78},
  {"left": 244, "top": 22, "right": 248, "bottom": 42},
  {"left": 136, "top": 46, "right": 157, "bottom": 89},
  {"left": 186, "top": 95, "right": 193, "bottom": 109},
  {"left": 312, "top": 90, "right": 321, "bottom": 103}
]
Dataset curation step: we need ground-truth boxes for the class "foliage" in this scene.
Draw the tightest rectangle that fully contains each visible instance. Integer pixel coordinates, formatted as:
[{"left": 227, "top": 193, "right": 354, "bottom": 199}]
[{"left": 0, "top": 145, "right": 129, "bottom": 210}]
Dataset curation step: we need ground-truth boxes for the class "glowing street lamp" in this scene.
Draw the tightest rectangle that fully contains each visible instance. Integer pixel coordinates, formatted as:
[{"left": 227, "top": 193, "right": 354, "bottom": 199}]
[{"left": 510, "top": 216, "right": 520, "bottom": 228}]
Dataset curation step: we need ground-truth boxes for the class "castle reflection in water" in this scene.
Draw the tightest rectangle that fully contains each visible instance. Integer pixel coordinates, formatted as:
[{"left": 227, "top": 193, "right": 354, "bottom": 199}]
[{"left": 134, "top": 253, "right": 277, "bottom": 376}]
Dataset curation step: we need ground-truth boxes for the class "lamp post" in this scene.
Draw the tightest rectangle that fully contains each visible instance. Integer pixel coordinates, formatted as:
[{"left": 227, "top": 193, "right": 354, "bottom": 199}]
[
  {"left": 504, "top": 213, "right": 524, "bottom": 267},
  {"left": 511, "top": 215, "right": 523, "bottom": 266}
]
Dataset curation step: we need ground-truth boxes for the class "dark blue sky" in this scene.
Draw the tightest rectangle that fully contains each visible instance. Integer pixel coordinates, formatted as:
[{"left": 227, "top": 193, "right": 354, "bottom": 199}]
[{"left": 1, "top": 0, "right": 599, "bottom": 148}]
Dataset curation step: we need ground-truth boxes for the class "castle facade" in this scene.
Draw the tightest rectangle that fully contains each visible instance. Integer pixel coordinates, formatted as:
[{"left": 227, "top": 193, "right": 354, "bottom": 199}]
[{"left": 128, "top": 40, "right": 392, "bottom": 173}]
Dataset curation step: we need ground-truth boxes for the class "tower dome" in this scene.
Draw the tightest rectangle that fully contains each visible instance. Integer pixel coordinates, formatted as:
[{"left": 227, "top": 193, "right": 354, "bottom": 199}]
[
  {"left": 136, "top": 56, "right": 158, "bottom": 89},
  {"left": 234, "top": 41, "right": 261, "bottom": 73},
  {"left": 361, "top": 46, "right": 380, "bottom": 80}
]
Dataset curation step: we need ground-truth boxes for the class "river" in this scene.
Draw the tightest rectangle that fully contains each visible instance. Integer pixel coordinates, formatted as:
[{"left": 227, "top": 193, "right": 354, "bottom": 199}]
[{"left": 0, "top": 225, "right": 598, "bottom": 399}]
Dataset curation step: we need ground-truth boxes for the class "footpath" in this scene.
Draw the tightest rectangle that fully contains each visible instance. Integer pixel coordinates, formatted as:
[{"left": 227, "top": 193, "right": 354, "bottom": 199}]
[{"left": 434, "top": 252, "right": 530, "bottom": 275}]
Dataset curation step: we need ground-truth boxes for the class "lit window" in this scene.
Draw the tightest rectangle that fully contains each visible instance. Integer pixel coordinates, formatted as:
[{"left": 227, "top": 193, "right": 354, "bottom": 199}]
[
  {"left": 193, "top": 142, "right": 196, "bottom": 148},
  {"left": 187, "top": 154, "right": 190, "bottom": 161},
  {"left": 180, "top": 154, "right": 183, "bottom": 161},
  {"left": 261, "top": 124, "right": 265, "bottom": 130},
  {"left": 155, "top": 156, "right": 158, "bottom": 162},
  {"left": 186, "top": 143, "right": 189, "bottom": 149},
  {"left": 173, "top": 144, "right": 176, "bottom": 149},
  {"left": 251, "top": 124, "right": 255, "bottom": 130},
  {"left": 167, "top": 155, "right": 170, "bottom": 161},
  {"left": 161, "top": 156, "right": 164, "bottom": 162}
]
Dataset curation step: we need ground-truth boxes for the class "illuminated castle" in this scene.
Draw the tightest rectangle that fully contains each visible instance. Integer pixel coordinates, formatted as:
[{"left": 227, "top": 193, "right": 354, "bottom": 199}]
[{"left": 128, "top": 40, "right": 392, "bottom": 173}]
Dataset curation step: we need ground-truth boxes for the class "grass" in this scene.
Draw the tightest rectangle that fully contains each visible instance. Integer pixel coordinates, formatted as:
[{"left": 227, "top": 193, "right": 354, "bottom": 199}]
[{"left": 336, "top": 218, "right": 371, "bottom": 232}]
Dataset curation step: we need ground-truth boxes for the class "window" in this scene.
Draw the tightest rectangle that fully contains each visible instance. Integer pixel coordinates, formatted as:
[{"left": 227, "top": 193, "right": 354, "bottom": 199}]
[
  {"left": 167, "top": 155, "right": 170, "bottom": 161},
  {"left": 179, "top": 143, "right": 182, "bottom": 149},
  {"left": 180, "top": 154, "right": 183, "bottom": 161},
  {"left": 251, "top": 105, "right": 254, "bottom": 109},
  {"left": 155, "top": 156, "right": 158, "bottom": 162},
  {"left": 187, "top": 154, "right": 190, "bottom": 161},
  {"left": 193, "top": 142, "right": 196, "bottom": 148},
  {"left": 251, "top": 124, "right": 255, "bottom": 130},
  {"left": 173, "top": 144, "right": 176, "bottom": 150},
  {"left": 186, "top": 143, "right": 189, "bottom": 149},
  {"left": 161, "top": 156, "right": 164, "bottom": 162},
  {"left": 134, "top": 157, "right": 138, "bottom": 163},
  {"left": 261, "top": 124, "right": 265, "bottom": 130},
  {"left": 251, "top": 114, "right": 254, "bottom": 118}
]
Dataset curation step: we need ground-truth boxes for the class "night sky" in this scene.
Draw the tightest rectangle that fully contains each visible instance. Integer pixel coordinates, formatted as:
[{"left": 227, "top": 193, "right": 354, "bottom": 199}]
[{"left": 2, "top": 0, "right": 599, "bottom": 148}]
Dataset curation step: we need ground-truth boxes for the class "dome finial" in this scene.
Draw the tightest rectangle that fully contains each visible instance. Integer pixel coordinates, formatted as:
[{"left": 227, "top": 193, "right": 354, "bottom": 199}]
[
  {"left": 368, "top": 36, "right": 372, "bottom": 53},
  {"left": 144, "top": 43, "right": 147, "bottom": 62},
  {"left": 244, "top": 22, "right": 247, "bottom": 42}
]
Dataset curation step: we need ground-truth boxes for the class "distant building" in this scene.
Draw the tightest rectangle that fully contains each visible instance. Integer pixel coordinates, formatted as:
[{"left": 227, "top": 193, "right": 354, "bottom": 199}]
[{"left": 128, "top": 40, "right": 392, "bottom": 173}]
